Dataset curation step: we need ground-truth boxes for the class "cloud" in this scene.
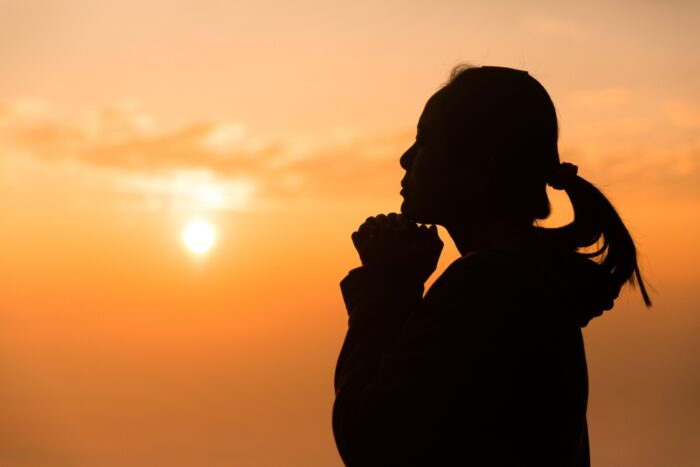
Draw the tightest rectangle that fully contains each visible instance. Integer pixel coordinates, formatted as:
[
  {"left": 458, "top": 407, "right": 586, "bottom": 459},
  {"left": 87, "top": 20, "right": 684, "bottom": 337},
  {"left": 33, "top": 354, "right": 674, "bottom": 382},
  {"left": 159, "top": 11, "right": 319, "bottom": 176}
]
[
  {"left": 569, "top": 88, "right": 634, "bottom": 110},
  {"left": 200, "top": 122, "right": 248, "bottom": 154},
  {"left": 0, "top": 101, "right": 411, "bottom": 212},
  {"left": 664, "top": 99, "right": 700, "bottom": 129},
  {"left": 2, "top": 99, "right": 699, "bottom": 213},
  {"left": 560, "top": 137, "right": 700, "bottom": 200},
  {"left": 521, "top": 15, "right": 586, "bottom": 43},
  {"left": 112, "top": 170, "right": 257, "bottom": 213}
]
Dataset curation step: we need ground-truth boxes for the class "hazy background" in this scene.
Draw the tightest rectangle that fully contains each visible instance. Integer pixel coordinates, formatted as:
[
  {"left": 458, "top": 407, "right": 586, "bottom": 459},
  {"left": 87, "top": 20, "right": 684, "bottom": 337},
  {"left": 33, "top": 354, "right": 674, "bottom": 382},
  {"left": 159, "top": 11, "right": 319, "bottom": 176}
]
[{"left": 1, "top": 1, "right": 699, "bottom": 465}]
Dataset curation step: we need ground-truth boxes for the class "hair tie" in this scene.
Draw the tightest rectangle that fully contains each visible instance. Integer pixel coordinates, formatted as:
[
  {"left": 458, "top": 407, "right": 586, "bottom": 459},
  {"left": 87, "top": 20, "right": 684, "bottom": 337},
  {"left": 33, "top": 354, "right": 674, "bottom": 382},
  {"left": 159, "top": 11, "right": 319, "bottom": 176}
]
[{"left": 548, "top": 162, "right": 579, "bottom": 190}]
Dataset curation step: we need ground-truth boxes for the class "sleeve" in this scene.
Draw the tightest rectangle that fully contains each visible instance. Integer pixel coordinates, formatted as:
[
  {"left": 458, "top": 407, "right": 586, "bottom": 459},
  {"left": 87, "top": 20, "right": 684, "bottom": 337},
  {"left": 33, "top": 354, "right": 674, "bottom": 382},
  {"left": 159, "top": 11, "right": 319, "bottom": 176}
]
[{"left": 332, "top": 263, "right": 427, "bottom": 466}]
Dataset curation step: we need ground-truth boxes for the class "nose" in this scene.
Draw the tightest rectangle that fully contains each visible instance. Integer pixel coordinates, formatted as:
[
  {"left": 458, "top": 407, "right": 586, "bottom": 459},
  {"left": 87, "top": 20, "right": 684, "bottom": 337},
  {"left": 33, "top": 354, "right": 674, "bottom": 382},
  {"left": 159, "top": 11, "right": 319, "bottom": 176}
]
[{"left": 400, "top": 143, "right": 417, "bottom": 170}]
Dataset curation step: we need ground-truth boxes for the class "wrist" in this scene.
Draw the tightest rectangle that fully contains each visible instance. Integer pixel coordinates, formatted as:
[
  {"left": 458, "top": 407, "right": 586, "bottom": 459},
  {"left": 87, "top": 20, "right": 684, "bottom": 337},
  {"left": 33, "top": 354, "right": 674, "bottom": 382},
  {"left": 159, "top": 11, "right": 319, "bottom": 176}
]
[{"left": 340, "top": 263, "right": 425, "bottom": 313}]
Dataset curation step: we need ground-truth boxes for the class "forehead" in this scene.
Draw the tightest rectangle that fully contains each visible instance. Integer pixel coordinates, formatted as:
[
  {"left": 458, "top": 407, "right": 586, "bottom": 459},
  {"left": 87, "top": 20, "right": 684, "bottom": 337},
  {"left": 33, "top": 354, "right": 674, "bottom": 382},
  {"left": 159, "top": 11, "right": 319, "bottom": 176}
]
[{"left": 418, "top": 88, "right": 451, "bottom": 132}]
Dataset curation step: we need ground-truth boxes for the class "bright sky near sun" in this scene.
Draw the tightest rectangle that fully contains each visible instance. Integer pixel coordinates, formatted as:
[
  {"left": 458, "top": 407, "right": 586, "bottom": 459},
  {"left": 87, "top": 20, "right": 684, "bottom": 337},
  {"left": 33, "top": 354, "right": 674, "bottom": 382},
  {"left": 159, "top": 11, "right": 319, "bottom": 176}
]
[
  {"left": 1, "top": 1, "right": 699, "bottom": 466},
  {"left": 182, "top": 219, "right": 216, "bottom": 254}
]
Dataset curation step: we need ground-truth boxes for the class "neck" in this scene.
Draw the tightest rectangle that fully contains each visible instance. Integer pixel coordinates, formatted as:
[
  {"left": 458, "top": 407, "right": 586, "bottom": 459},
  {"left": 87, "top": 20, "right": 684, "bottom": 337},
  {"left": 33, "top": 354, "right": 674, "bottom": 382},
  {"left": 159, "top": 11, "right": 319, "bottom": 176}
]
[{"left": 444, "top": 217, "right": 535, "bottom": 257}]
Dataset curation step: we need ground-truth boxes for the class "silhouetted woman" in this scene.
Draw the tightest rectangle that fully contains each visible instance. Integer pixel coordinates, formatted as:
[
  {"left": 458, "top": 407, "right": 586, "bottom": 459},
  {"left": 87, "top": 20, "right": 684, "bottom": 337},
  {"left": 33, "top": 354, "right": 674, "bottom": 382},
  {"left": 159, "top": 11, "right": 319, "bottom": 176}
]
[{"left": 333, "top": 65, "right": 650, "bottom": 466}]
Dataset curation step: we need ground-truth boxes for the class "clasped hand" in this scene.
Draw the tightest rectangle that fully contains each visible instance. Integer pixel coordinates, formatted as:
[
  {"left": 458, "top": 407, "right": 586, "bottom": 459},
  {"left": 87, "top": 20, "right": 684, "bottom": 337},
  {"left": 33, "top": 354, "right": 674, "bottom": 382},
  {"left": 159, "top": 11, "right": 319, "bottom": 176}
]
[{"left": 351, "top": 213, "right": 444, "bottom": 284}]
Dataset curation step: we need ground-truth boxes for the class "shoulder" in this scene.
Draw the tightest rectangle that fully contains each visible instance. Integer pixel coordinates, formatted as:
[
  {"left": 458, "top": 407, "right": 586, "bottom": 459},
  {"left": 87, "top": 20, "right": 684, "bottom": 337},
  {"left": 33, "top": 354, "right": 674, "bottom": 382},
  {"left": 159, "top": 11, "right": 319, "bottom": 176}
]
[
  {"left": 427, "top": 249, "right": 537, "bottom": 299},
  {"left": 424, "top": 249, "right": 562, "bottom": 329}
]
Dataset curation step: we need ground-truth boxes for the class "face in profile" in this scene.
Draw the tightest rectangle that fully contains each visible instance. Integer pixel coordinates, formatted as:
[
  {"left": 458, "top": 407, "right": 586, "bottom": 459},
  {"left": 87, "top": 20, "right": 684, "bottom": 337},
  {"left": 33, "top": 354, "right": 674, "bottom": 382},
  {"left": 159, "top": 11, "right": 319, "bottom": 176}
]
[{"left": 400, "top": 89, "right": 474, "bottom": 226}]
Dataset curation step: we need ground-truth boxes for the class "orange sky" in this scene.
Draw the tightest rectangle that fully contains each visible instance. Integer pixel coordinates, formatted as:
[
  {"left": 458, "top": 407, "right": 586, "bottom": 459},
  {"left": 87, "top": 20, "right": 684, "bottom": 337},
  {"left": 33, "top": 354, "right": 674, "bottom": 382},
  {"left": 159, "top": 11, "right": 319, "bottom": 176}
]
[{"left": 1, "top": 1, "right": 699, "bottom": 466}]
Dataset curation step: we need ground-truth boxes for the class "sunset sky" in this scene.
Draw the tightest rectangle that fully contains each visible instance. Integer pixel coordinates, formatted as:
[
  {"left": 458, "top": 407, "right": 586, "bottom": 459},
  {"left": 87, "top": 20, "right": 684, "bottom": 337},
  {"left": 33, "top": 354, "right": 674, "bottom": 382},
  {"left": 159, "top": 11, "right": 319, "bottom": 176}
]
[{"left": 1, "top": 1, "right": 699, "bottom": 466}]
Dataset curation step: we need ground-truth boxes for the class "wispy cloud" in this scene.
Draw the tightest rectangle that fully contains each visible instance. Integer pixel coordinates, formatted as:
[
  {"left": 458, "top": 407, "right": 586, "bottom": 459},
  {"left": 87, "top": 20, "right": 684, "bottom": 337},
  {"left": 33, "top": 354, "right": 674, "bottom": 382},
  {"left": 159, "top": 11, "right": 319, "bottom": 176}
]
[
  {"left": 2, "top": 98, "right": 699, "bottom": 213},
  {"left": 569, "top": 88, "right": 634, "bottom": 110},
  {"left": 664, "top": 99, "right": 700, "bottom": 129},
  {"left": 521, "top": 15, "right": 586, "bottom": 43},
  {"left": 0, "top": 101, "right": 410, "bottom": 212}
]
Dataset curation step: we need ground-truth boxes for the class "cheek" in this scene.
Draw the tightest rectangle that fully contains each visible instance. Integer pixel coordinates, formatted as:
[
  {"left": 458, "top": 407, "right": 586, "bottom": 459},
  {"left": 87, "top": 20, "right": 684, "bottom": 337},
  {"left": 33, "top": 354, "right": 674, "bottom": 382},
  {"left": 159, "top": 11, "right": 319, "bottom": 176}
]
[
  {"left": 409, "top": 146, "right": 461, "bottom": 199},
  {"left": 416, "top": 155, "right": 457, "bottom": 196},
  {"left": 410, "top": 172, "right": 456, "bottom": 217}
]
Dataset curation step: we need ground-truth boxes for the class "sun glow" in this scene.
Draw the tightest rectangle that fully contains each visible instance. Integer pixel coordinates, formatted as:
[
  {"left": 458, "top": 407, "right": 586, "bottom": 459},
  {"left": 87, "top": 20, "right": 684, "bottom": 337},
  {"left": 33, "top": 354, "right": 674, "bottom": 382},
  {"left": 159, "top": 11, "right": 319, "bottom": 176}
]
[{"left": 182, "top": 219, "right": 216, "bottom": 254}]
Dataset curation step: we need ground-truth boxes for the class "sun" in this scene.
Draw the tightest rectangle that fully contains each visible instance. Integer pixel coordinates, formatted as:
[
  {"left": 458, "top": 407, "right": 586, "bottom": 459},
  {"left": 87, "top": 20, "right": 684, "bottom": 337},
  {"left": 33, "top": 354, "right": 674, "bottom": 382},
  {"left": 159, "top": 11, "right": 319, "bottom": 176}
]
[{"left": 182, "top": 219, "right": 216, "bottom": 254}]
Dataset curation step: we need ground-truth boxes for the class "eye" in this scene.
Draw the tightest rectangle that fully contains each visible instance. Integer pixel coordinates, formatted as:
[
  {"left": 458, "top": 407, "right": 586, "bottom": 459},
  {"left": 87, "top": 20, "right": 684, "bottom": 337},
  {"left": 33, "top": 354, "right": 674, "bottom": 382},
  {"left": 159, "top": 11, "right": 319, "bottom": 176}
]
[{"left": 416, "top": 128, "right": 430, "bottom": 145}]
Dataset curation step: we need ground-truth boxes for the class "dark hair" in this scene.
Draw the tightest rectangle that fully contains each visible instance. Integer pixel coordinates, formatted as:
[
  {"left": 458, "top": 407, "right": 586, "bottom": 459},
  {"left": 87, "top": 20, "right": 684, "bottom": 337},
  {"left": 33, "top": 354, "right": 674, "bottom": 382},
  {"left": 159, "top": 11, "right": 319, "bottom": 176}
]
[{"left": 441, "top": 64, "right": 651, "bottom": 306}]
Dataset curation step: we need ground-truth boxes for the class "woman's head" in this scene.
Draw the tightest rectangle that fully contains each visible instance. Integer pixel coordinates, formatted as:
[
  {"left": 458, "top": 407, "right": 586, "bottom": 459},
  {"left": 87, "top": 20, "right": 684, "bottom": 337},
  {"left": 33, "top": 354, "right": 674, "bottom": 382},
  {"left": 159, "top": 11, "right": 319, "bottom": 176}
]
[
  {"left": 400, "top": 65, "right": 560, "bottom": 226},
  {"left": 400, "top": 64, "right": 651, "bottom": 307}
]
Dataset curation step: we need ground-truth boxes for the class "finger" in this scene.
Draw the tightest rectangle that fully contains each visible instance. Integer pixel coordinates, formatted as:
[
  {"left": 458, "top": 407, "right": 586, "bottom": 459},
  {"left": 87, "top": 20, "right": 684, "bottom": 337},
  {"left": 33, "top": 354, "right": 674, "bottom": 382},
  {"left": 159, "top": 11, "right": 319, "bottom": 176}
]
[
  {"left": 415, "top": 224, "right": 441, "bottom": 246},
  {"left": 386, "top": 212, "right": 399, "bottom": 226},
  {"left": 351, "top": 231, "right": 361, "bottom": 249},
  {"left": 351, "top": 230, "right": 372, "bottom": 248},
  {"left": 395, "top": 214, "right": 413, "bottom": 231},
  {"left": 358, "top": 222, "right": 378, "bottom": 235},
  {"left": 374, "top": 214, "right": 388, "bottom": 226},
  {"left": 425, "top": 224, "right": 442, "bottom": 242},
  {"left": 396, "top": 214, "right": 412, "bottom": 227},
  {"left": 360, "top": 216, "right": 379, "bottom": 229},
  {"left": 358, "top": 216, "right": 379, "bottom": 234}
]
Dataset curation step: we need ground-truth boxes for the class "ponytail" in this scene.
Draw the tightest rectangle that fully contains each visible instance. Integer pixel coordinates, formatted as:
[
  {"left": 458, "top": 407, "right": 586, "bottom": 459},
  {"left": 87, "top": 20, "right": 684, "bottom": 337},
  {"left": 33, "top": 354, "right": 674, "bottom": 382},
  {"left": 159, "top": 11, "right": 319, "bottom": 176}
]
[{"left": 538, "top": 172, "right": 652, "bottom": 307}]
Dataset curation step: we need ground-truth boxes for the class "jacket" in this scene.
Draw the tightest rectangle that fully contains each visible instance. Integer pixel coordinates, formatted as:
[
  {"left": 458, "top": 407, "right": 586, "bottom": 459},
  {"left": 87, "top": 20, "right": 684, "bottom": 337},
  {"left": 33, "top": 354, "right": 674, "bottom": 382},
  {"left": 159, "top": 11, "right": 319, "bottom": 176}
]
[{"left": 332, "top": 244, "right": 610, "bottom": 466}]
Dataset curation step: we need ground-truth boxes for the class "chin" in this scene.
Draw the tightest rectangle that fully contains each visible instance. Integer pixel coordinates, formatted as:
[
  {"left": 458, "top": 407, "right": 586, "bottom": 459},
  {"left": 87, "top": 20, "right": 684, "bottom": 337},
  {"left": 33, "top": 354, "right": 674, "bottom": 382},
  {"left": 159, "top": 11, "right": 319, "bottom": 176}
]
[{"left": 400, "top": 200, "right": 437, "bottom": 225}]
